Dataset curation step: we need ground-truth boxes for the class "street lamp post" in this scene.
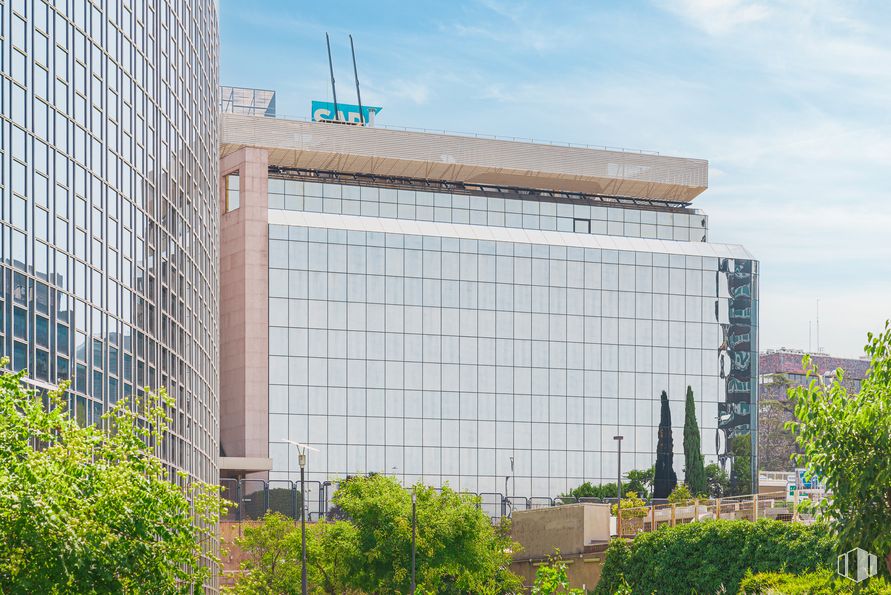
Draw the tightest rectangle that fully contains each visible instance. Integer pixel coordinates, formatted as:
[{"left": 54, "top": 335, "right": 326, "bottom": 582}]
[
  {"left": 321, "top": 480, "right": 331, "bottom": 519},
  {"left": 410, "top": 489, "right": 417, "bottom": 594},
  {"left": 285, "top": 440, "right": 319, "bottom": 595},
  {"left": 614, "top": 435, "right": 624, "bottom": 537},
  {"left": 503, "top": 456, "right": 515, "bottom": 516},
  {"left": 510, "top": 456, "right": 515, "bottom": 499}
]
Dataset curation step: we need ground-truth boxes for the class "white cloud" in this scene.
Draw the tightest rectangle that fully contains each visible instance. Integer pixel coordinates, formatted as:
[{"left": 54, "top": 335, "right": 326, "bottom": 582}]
[
  {"left": 660, "top": 0, "right": 772, "bottom": 35},
  {"left": 386, "top": 79, "right": 431, "bottom": 105}
]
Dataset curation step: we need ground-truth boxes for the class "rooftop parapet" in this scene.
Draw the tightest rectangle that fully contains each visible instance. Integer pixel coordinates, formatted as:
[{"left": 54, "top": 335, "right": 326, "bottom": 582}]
[{"left": 220, "top": 113, "right": 708, "bottom": 202}]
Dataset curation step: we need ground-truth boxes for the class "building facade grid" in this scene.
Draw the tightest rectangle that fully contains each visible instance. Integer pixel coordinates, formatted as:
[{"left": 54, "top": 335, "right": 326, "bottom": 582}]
[
  {"left": 0, "top": 0, "right": 219, "bottom": 488},
  {"left": 266, "top": 177, "right": 757, "bottom": 497},
  {"left": 269, "top": 180, "right": 708, "bottom": 243}
]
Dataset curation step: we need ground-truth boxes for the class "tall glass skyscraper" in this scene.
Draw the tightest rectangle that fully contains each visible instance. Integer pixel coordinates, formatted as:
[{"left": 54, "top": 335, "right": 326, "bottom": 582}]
[
  {"left": 219, "top": 110, "right": 759, "bottom": 507},
  {"left": 0, "top": 0, "right": 220, "bottom": 487}
]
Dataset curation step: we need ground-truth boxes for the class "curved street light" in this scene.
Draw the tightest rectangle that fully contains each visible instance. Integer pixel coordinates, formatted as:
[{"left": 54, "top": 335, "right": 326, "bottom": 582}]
[{"left": 284, "top": 439, "right": 320, "bottom": 595}]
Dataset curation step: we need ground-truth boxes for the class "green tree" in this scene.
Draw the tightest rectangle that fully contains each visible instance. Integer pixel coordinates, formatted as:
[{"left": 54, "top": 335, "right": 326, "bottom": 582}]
[
  {"left": 531, "top": 554, "right": 585, "bottom": 594},
  {"left": 332, "top": 474, "right": 522, "bottom": 594},
  {"left": 729, "top": 433, "right": 754, "bottom": 496},
  {"left": 683, "top": 386, "right": 707, "bottom": 495},
  {"left": 229, "top": 512, "right": 302, "bottom": 594},
  {"left": 306, "top": 519, "right": 359, "bottom": 594},
  {"left": 758, "top": 373, "right": 798, "bottom": 472},
  {"left": 653, "top": 391, "right": 677, "bottom": 498},
  {"left": 787, "top": 321, "right": 891, "bottom": 576},
  {"left": 563, "top": 481, "right": 617, "bottom": 500},
  {"left": 230, "top": 512, "right": 358, "bottom": 595},
  {"left": 705, "top": 462, "right": 731, "bottom": 498},
  {"left": 625, "top": 467, "right": 654, "bottom": 500},
  {"left": 0, "top": 365, "right": 224, "bottom": 593},
  {"left": 564, "top": 468, "right": 653, "bottom": 501}
]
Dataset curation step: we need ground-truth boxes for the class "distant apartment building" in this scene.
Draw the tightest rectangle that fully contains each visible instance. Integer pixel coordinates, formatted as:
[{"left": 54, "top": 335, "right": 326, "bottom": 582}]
[
  {"left": 760, "top": 349, "right": 870, "bottom": 392},
  {"left": 217, "top": 88, "right": 760, "bottom": 509},
  {"left": 758, "top": 349, "right": 869, "bottom": 471}
]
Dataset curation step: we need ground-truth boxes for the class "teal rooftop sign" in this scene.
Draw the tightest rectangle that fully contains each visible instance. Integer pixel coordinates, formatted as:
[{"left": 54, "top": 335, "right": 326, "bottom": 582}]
[{"left": 311, "top": 100, "right": 382, "bottom": 125}]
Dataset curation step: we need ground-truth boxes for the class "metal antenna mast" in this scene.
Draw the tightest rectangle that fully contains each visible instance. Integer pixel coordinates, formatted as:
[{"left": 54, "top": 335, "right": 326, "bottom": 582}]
[
  {"left": 816, "top": 298, "right": 821, "bottom": 353},
  {"left": 325, "top": 33, "right": 340, "bottom": 122},
  {"left": 349, "top": 34, "right": 365, "bottom": 125}
]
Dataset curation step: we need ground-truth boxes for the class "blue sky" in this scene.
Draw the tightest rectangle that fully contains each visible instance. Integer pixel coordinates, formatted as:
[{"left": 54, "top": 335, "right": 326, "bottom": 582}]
[{"left": 221, "top": 0, "right": 891, "bottom": 357}]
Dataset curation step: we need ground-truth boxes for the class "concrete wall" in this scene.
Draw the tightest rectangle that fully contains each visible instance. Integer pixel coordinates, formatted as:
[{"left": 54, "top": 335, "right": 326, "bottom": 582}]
[
  {"left": 512, "top": 504, "right": 611, "bottom": 560},
  {"left": 219, "top": 148, "right": 270, "bottom": 475}
]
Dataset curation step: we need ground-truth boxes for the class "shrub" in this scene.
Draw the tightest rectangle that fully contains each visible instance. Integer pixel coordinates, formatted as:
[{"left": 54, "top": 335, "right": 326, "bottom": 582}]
[
  {"left": 738, "top": 569, "right": 891, "bottom": 594},
  {"left": 667, "top": 484, "right": 695, "bottom": 505},
  {"left": 611, "top": 491, "right": 648, "bottom": 517},
  {"left": 531, "top": 554, "right": 585, "bottom": 594},
  {"left": 594, "top": 519, "right": 837, "bottom": 595},
  {"left": 596, "top": 538, "right": 631, "bottom": 594}
]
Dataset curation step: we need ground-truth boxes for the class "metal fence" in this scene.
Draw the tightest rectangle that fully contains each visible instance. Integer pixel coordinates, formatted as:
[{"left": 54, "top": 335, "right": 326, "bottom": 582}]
[
  {"left": 218, "top": 480, "right": 805, "bottom": 531},
  {"left": 220, "top": 479, "right": 613, "bottom": 523}
]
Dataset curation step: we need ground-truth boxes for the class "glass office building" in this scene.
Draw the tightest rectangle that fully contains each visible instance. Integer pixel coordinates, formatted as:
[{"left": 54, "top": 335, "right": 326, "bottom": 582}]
[
  {"left": 0, "top": 0, "right": 220, "bottom": 489},
  {"left": 220, "top": 113, "right": 758, "bottom": 501}
]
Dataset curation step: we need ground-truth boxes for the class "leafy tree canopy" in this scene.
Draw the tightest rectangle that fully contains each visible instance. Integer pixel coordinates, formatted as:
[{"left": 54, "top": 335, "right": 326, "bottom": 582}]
[
  {"left": 230, "top": 475, "right": 522, "bottom": 594},
  {"left": 229, "top": 512, "right": 303, "bottom": 595},
  {"left": 531, "top": 554, "right": 585, "bottom": 595},
  {"left": 0, "top": 365, "right": 224, "bottom": 594},
  {"left": 563, "top": 481, "right": 617, "bottom": 500},
  {"left": 564, "top": 467, "right": 653, "bottom": 501},
  {"left": 705, "top": 463, "right": 731, "bottom": 499},
  {"left": 787, "top": 321, "right": 891, "bottom": 576},
  {"left": 625, "top": 467, "right": 654, "bottom": 500}
]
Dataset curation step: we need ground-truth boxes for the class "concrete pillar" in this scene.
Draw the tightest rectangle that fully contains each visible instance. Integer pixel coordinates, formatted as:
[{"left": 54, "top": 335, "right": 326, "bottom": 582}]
[{"left": 219, "top": 147, "right": 270, "bottom": 479}]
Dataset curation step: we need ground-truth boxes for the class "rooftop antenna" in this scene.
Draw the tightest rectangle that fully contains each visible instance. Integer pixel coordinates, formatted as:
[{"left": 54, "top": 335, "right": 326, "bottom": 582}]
[
  {"left": 349, "top": 34, "right": 365, "bottom": 125},
  {"left": 325, "top": 33, "right": 340, "bottom": 122},
  {"left": 816, "top": 298, "right": 821, "bottom": 354}
]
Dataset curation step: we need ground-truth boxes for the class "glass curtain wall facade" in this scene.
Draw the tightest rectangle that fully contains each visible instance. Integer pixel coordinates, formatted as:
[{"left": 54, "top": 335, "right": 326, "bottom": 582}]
[
  {"left": 267, "top": 179, "right": 758, "bottom": 497},
  {"left": 0, "top": 0, "right": 220, "bottom": 487}
]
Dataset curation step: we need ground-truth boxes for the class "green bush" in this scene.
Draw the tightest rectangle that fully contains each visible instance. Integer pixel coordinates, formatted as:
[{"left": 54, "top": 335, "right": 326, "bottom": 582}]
[
  {"left": 738, "top": 569, "right": 891, "bottom": 594},
  {"left": 594, "top": 519, "right": 837, "bottom": 595},
  {"left": 667, "top": 484, "right": 696, "bottom": 505}
]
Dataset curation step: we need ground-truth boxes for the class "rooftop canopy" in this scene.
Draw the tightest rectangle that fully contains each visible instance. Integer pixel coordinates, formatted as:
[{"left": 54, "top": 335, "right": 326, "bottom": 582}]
[{"left": 220, "top": 113, "right": 708, "bottom": 202}]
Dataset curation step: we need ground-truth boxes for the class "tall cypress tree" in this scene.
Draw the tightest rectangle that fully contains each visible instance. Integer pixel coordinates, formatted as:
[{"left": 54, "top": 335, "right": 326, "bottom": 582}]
[
  {"left": 653, "top": 391, "right": 677, "bottom": 498},
  {"left": 683, "top": 385, "right": 707, "bottom": 495}
]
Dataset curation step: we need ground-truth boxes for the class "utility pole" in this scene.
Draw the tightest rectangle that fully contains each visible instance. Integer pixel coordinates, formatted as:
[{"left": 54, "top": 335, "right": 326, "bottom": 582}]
[
  {"left": 411, "top": 490, "right": 417, "bottom": 594},
  {"left": 614, "top": 435, "right": 624, "bottom": 536},
  {"left": 285, "top": 440, "right": 319, "bottom": 595}
]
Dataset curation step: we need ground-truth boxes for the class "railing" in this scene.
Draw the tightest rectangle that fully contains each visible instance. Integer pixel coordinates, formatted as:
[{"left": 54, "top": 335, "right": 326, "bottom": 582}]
[
  {"left": 220, "top": 478, "right": 325, "bottom": 522},
  {"left": 759, "top": 471, "right": 795, "bottom": 482},
  {"left": 218, "top": 480, "right": 810, "bottom": 532},
  {"left": 225, "top": 110, "right": 662, "bottom": 156},
  {"left": 613, "top": 491, "right": 815, "bottom": 537}
]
